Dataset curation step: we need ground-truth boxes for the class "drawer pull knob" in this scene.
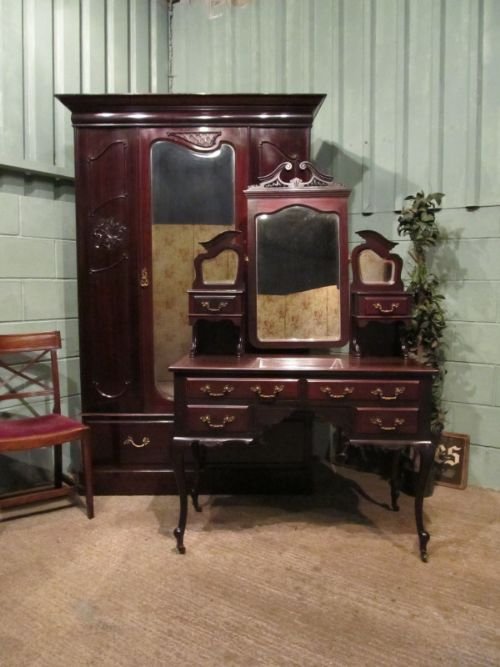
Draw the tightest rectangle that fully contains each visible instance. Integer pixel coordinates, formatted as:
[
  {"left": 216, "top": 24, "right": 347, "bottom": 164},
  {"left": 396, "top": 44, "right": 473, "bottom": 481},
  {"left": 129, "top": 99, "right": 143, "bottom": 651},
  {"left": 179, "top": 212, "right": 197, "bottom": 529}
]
[
  {"left": 123, "top": 435, "right": 150, "bottom": 448},
  {"left": 373, "top": 302, "right": 400, "bottom": 314},
  {"left": 250, "top": 384, "right": 284, "bottom": 399},
  {"left": 200, "top": 415, "right": 235, "bottom": 429},
  {"left": 201, "top": 300, "right": 228, "bottom": 313},
  {"left": 320, "top": 386, "right": 354, "bottom": 399},
  {"left": 200, "top": 384, "right": 234, "bottom": 397},
  {"left": 371, "top": 387, "right": 406, "bottom": 401},
  {"left": 140, "top": 268, "right": 149, "bottom": 288},
  {"left": 370, "top": 417, "right": 405, "bottom": 431}
]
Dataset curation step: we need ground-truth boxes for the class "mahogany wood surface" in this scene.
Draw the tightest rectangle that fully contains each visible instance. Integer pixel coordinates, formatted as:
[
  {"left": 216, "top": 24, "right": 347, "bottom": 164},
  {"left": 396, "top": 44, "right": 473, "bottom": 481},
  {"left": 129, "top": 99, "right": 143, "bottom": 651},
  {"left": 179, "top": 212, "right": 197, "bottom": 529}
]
[{"left": 56, "top": 94, "right": 324, "bottom": 494}]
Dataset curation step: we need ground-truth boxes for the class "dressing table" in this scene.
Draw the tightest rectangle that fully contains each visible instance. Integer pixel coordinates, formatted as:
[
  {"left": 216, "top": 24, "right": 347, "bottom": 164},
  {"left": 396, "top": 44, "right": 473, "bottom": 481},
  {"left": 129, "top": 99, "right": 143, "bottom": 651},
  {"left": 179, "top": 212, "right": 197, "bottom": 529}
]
[{"left": 170, "top": 162, "right": 437, "bottom": 561}]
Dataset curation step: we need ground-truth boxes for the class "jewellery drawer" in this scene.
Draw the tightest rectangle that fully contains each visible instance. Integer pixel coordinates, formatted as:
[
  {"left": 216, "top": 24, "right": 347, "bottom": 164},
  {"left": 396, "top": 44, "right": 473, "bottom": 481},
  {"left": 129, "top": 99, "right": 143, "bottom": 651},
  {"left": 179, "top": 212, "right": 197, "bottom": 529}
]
[
  {"left": 307, "top": 379, "right": 420, "bottom": 402},
  {"left": 354, "top": 295, "right": 412, "bottom": 317},
  {"left": 185, "top": 378, "right": 299, "bottom": 401},
  {"left": 188, "top": 292, "right": 243, "bottom": 317},
  {"left": 186, "top": 405, "right": 250, "bottom": 433},
  {"left": 87, "top": 419, "right": 173, "bottom": 465},
  {"left": 354, "top": 408, "right": 419, "bottom": 435}
]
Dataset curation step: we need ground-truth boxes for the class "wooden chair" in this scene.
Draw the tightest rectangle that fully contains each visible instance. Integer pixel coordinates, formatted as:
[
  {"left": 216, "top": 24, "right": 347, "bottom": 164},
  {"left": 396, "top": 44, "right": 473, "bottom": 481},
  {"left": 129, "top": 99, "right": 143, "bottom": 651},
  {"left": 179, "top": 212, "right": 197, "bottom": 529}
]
[{"left": 0, "top": 331, "right": 94, "bottom": 518}]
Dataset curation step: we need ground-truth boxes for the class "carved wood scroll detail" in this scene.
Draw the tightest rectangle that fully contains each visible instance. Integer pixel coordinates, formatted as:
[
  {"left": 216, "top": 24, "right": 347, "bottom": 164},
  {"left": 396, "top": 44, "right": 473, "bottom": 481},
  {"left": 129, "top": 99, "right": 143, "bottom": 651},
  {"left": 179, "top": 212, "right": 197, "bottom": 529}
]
[{"left": 87, "top": 139, "right": 128, "bottom": 163}]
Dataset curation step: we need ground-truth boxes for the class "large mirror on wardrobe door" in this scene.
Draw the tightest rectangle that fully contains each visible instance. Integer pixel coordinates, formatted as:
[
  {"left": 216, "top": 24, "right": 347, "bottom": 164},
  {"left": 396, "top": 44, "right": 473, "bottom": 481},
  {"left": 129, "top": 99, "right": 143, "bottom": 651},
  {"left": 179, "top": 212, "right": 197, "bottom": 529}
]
[{"left": 150, "top": 138, "right": 236, "bottom": 398}]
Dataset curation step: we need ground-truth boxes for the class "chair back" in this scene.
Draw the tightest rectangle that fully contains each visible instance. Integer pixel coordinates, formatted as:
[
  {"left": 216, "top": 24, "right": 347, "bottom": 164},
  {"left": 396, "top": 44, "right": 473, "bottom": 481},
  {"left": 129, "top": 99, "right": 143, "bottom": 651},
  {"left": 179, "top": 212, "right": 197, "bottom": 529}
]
[{"left": 0, "top": 331, "right": 62, "bottom": 416}]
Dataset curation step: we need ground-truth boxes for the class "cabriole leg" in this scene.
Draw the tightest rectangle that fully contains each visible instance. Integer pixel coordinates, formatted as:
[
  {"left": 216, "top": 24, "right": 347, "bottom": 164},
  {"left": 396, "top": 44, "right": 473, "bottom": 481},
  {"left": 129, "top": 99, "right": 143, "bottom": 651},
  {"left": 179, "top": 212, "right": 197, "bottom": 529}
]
[
  {"left": 172, "top": 442, "right": 188, "bottom": 554},
  {"left": 414, "top": 444, "right": 436, "bottom": 562},
  {"left": 390, "top": 449, "right": 402, "bottom": 512},
  {"left": 190, "top": 441, "right": 204, "bottom": 512}
]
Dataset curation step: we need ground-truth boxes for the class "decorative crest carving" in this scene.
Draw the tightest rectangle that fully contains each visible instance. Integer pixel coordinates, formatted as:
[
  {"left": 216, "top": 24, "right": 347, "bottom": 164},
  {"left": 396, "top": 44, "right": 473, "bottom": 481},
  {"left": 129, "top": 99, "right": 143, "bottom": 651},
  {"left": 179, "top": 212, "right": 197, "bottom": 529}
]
[
  {"left": 168, "top": 132, "right": 221, "bottom": 148},
  {"left": 253, "top": 160, "right": 337, "bottom": 189}
]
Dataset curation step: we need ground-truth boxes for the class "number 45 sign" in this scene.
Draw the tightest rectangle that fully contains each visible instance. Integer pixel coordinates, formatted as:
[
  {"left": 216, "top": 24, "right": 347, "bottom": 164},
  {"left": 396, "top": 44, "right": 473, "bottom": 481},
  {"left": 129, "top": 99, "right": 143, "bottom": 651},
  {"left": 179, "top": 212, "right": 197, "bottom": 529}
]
[{"left": 435, "top": 432, "right": 470, "bottom": 489}]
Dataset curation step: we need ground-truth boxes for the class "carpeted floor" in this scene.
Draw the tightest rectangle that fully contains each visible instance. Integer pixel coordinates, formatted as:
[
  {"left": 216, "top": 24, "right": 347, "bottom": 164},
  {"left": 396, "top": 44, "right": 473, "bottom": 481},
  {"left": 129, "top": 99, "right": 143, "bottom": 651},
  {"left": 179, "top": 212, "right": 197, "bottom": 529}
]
[{"left": 1, "top": 463, "right": 499, "bottom": 667}]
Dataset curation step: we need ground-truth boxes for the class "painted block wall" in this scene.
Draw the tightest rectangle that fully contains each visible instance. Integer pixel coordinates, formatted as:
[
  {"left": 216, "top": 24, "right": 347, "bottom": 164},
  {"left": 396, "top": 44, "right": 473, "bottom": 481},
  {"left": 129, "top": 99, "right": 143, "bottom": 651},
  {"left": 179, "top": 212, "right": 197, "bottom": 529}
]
[{"left": 0, "top": 191, "right": 82, "bottom": 493}]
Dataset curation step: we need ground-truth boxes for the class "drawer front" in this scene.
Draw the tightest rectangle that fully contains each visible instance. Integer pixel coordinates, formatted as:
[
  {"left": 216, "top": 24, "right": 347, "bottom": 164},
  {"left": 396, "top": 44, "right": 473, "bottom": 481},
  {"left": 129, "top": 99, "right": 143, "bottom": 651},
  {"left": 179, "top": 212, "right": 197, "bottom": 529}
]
[
  {"left": 307, "top": 379, "right": 420, "bottom": 402},
  {"left": 357, "top": 295, "right": 412, "bottom": 317},
  {"left": 186, "top": 405, "right": 250, "bottom": 433},
  {"left": 354, "top": 408, "right": 419, "bottom": 435},
  {"left": 185, "top": 378, "right": 299, "bottom": 401},
  {"left": 88, "top": 419, "right": 173, "bottom": 465},
  {"left": 189, "top": 293, "right": 243, "bottom": 316}
]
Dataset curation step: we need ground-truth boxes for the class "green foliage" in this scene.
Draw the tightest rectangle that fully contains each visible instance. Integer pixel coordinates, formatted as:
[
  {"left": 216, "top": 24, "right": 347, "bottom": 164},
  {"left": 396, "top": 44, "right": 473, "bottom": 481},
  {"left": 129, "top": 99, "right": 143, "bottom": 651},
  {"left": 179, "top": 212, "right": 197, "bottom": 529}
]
[{"left": 397, "top": 191, "right": 446, "bottom": 435}]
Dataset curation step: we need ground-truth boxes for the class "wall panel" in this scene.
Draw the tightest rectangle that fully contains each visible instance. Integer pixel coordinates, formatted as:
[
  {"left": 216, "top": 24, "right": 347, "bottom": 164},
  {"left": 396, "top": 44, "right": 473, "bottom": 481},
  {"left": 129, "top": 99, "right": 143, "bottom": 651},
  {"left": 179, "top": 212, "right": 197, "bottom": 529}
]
[
  {"left": 0, "top": 0, "right": 172, "bottom": 183},
  {"left": 172, "top": 0, "right": 499, "bottom": 211},
  {"left": 0, "top": 0, "right": 25, "bottom": 160}
]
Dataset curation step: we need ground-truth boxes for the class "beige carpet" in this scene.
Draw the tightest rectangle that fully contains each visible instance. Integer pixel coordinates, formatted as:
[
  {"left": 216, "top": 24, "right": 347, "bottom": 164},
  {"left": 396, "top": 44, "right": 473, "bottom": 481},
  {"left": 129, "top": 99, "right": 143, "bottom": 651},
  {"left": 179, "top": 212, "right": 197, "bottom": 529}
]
[{"left": 1, "top": 464, "right": 499, "bottom": 667}]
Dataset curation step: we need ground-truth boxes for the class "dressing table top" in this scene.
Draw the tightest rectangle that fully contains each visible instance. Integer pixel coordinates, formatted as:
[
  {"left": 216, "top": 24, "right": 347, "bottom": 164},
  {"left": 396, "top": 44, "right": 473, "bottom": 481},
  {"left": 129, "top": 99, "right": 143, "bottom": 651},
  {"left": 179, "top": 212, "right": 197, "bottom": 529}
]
[{"left": 170, "top": 353, "right": 436, "bottom": 376}]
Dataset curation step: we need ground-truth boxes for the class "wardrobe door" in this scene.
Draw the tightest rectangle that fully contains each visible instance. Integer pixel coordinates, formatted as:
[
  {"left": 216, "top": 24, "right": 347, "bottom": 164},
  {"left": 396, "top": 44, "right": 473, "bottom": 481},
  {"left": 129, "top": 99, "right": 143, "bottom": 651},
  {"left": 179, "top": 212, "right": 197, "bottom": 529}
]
[
  {"left": 140, "top": 128, "right": 248, "bottom": 410},
  {"left": 75, "top": 128, "right": 142, "bottom": 413}
]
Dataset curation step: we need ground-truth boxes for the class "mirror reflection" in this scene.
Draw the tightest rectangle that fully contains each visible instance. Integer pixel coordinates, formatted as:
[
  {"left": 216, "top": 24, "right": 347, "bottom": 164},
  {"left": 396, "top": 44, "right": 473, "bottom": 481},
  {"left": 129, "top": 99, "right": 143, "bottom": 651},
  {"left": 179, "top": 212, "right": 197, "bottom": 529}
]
[
  {"left": 151, "top": 141, "right": 235, "bottom": 226},
  {"left": 358, "top": 249, "right": 395, "bottom": 285},
  {"left": 150, "top": 140, "right": 236, "bottom": 394},
  {"left": 201, "top": 249, "right": 239, "bottom": 285},
  {"left": 256, "top": 206, "right": 341, "bottom": 342}
]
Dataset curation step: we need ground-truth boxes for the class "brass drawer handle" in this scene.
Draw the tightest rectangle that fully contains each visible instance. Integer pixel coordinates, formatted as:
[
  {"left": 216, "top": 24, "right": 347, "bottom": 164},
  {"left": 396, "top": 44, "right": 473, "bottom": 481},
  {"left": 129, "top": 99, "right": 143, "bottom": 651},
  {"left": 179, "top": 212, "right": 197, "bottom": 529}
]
[
  {"left": 200, "top": 384, "right": 234, "bottom": 398},
  {"left": 370, "top": 387, "right": 406, "bottom": 401},
  {"left": 250, "top": 384, "right": 284, "bottom": 399},
  {"left": 201, "top": 300, "right": 228, "bottom": 313},
  {"left": 370, "top": 417, "right": 405, "bottom": 431},
  {"left": 373, "top": 302, "right": 400, "bottom": 314},
  {"left": 140, "top": 268, "right": 149, "bottom": 288},
  {"left": 199, "top": 415, "right": 235, "bottom": 429},
  {"left": 320, "top": 386, "right": 354, "bottom": 399},
  {"left": 123, "top": 435, "right": 151, "bottom": 448}
]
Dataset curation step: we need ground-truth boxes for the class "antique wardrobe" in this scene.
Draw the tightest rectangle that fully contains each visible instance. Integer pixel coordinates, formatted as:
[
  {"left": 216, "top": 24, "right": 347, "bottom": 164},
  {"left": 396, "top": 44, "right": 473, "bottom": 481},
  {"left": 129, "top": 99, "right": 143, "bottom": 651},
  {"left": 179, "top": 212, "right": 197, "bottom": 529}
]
[{"left": 57, "top": 94, "right": 326, "bottom": 494}]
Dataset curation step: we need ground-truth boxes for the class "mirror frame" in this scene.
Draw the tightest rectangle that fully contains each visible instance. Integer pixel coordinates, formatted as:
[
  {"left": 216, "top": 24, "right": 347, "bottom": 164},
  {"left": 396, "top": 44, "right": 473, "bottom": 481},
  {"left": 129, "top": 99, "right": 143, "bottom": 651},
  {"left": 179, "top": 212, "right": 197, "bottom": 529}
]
[
  {"left": 350, "top": 230, "right": 404, "bottom": 292},
  {"left": 245, "top": 161, "right": 351, "bottom": 349},
  {"left": 192, "top": 229, "right": 245, "bottom": 290}
]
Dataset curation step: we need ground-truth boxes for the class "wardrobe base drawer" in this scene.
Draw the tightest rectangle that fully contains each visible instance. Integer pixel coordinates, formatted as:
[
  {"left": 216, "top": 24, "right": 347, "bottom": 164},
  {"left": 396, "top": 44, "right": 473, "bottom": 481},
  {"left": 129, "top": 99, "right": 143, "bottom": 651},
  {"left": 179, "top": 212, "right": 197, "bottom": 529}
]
[{"left": 87, "top": 419, "right": 173, "bottom": 465}]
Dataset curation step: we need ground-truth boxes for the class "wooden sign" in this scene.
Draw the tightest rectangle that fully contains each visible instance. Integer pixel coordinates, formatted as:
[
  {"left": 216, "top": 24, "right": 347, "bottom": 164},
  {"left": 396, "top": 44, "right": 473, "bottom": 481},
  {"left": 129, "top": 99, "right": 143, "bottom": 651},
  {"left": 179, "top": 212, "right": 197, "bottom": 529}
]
[{"left": 435, "top": 432, "right": 470, "bottom": 489}]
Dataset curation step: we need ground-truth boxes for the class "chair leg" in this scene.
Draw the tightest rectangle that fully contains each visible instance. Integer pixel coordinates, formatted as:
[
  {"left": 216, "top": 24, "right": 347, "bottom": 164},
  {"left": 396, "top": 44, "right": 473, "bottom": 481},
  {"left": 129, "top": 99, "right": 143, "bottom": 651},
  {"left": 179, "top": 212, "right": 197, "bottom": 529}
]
[
  {"left": 54, "top": 444, "right": 63, "bottom": 487},
  {"left": 80, "top": 431, "right": 94, "bottom": 519}
]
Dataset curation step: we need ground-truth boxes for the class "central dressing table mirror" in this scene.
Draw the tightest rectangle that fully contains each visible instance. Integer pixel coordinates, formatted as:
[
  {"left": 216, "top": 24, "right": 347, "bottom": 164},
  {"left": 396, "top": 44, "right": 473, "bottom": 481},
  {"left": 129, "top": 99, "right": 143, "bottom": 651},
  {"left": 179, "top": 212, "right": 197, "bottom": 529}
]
[
  {"left": 246, "top": 161, "right": 350, "bottom": 349},
  {"left": 170, "top": 161, "right": 437, "bottom": 562}
]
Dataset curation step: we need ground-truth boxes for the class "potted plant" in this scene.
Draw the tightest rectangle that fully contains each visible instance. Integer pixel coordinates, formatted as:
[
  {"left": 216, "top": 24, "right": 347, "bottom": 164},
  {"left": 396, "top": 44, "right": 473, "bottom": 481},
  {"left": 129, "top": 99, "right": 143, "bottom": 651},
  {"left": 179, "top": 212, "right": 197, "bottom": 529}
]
[{"left": 397, "top": 190, "right": 446, "bottom": 493}]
